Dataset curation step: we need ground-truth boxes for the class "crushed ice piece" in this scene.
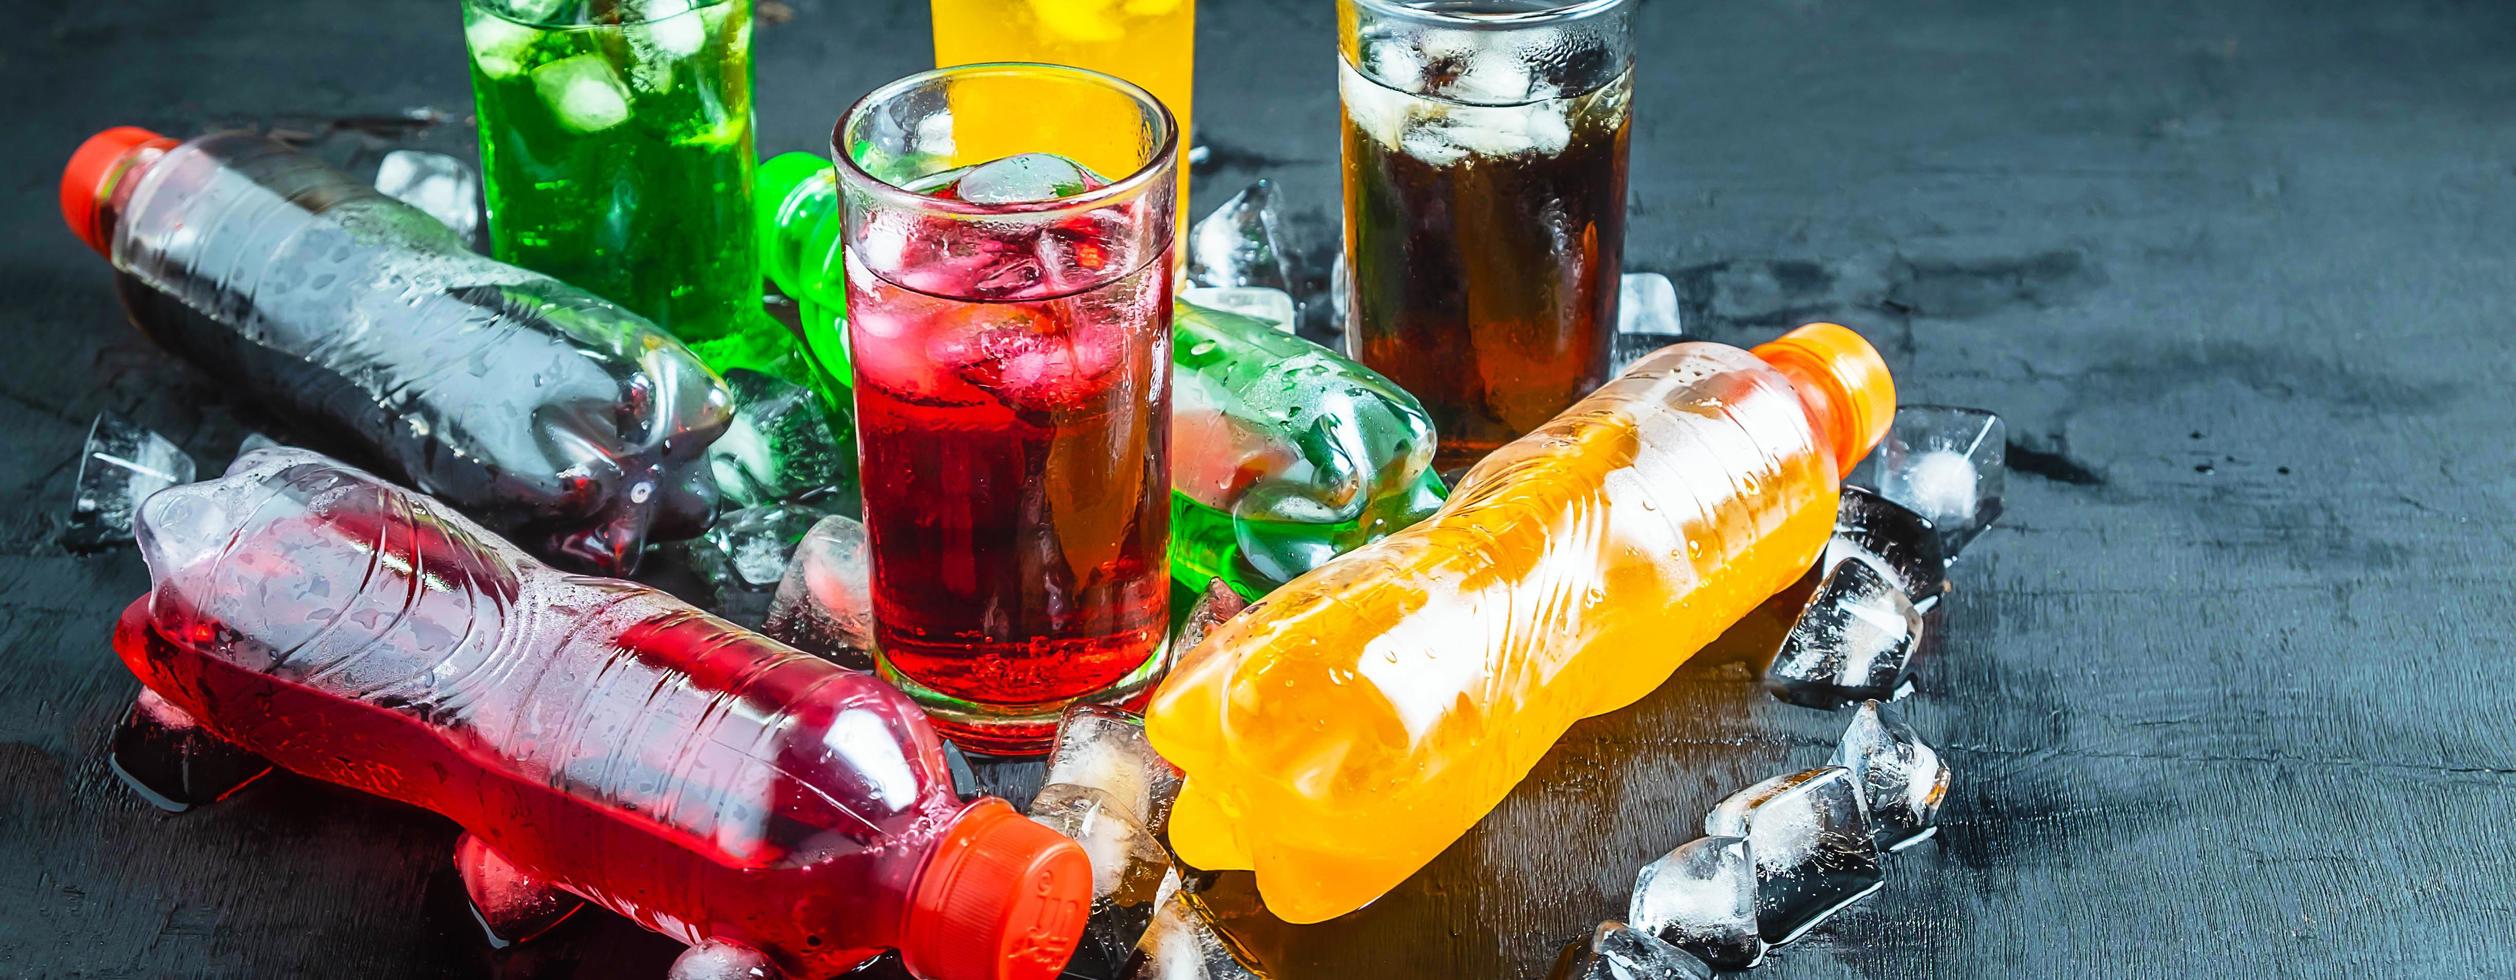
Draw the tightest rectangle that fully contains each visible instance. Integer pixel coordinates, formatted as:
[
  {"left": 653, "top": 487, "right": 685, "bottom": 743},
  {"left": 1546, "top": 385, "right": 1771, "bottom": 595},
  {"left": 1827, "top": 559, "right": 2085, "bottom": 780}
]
[
  {"left": 1030, "top": 785, "right": 1174, "bottom": 979},
  {"left": 1551, "top": 921, "right": 1715, "bottom": 980},
  {"left": 66, "top": 412, "right": 196, "bottom": 552},
  {"left": 761, "top": 513, "right": 875, "bottom": 672},
  {"left": 109, "top": 689, "right": 271, "bottom": 812},
  {"left": 464, "top": 9, "right": 542, "bottom": 79},
  {"left": 1043, "top": 703, "right": 1185, "bottom": 836},
  {"left": 1834, "top": 700, "right": 1951, "bottom": 852},
  {"left": 693, "top": 499, "right": 846, "bottom": 599},
  {"left": 709, "top": 369, "right": 852, "bottom": 509},
  {"left": 666, "top": 939, "right": 777, "bottom": 980},
  {"left": 1125, "top": 871, "right": 1261, "bottom": 980},
  {"left": 374, "top": 149, "right": 481, "bottom": 244},
  {"left": 955, "top": 153, "right": 1095, "bottom": 204},
  {"left": 454, "top": 832, "right": 584, "bottom": 947},
  {"left": 1186, "top": 180, "right": 1293, "bottom": 293},
  {"left": 1765, "top": 559, "right": 1926, "bottom": 709},
  {"left": 1704, "top": 766, "right": 1883, "bottom": 945},
  {"left": 1875, "top": 406, "right": 2006, "bottom": 559},
  {"left": 1173, "top": 578, "right": 1250, "bottom": 656},
  {"left": 532, "top": 54, "right": 633, "bottom": 133},
  {"left": 1617, "top": 272, "right": 1681, "bottom": 336},
  {"left": 238, "top": 432, "right": 283, "bottom": 455},
  {"left": 1179, "top": 286, "right": 1297, "bottom": 335},
  {"left": 1629, "top": 836, "right": 1765, "bottom": 970},
  {"left": 1825, "top": 485, "right": 1948, "bottom": 610}
]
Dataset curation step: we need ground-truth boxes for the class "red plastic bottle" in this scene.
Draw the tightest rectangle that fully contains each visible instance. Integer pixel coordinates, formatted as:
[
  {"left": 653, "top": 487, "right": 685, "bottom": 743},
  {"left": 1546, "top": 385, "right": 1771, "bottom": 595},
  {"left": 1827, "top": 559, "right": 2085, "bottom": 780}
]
[{"left": 112, "top": 447, "right": 1087, "bottom": 980}]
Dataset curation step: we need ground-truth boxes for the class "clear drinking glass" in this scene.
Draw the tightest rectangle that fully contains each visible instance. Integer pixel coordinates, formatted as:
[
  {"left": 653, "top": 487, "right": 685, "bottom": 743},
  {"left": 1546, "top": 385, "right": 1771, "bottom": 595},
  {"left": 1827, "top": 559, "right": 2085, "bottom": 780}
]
[
  {"left": 1337, "top": 0, "right": 1636, "bottom": 473},
  {"left": 834, "top": 64, "right": 1180, "bottom": 753}
]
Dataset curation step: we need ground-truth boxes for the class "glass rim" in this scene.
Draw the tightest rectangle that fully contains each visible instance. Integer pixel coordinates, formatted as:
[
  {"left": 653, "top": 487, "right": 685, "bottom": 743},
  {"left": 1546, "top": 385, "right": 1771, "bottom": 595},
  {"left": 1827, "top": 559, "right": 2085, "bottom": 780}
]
[
  {"left": 831, "top": 62, "right": 1181, "bottom": 220},
  {"left": 463, "top": 0, "right": 734, "bottom": 33},
  {"left": 1346, "top": 0, "right": 1632, "bottom": 28}
]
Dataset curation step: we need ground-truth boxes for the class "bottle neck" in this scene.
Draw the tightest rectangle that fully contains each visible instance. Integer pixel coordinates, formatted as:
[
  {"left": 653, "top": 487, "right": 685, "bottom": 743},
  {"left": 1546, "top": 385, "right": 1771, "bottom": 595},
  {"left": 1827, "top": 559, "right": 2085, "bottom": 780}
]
[{"left": 1749, "top": 322, "right": 1896, "bottom": 477}]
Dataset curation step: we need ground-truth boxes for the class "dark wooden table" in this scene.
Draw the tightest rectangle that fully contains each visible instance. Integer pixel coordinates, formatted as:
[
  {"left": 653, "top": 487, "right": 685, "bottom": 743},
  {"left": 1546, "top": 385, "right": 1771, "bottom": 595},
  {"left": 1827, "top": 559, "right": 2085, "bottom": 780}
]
[{"left": 7, "top": 0, "right": 2515, "bottom": 976}]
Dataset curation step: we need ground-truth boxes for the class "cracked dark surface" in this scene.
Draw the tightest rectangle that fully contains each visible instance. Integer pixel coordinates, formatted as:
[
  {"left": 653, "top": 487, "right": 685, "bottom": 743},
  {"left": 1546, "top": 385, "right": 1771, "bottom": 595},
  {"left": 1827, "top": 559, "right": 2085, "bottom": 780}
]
[{"left": 4, "top": 0, "right": 2514, "bottom": 977}]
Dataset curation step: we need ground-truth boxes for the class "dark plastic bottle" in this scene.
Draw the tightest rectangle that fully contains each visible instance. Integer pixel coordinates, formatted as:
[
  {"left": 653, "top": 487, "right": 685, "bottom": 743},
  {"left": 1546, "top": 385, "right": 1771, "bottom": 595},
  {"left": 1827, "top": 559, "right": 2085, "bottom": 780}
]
[
  {"left": 114, "top": 448, "right": 1089, "bottom": 980},
  {"left": 61, "top": 126, "right": 732, "bottom": 573}
]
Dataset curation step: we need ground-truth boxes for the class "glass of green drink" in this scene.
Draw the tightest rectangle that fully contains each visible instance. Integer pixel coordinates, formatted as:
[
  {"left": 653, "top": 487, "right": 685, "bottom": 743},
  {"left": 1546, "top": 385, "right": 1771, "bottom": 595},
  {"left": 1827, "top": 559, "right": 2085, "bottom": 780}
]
[{"left": 462, "top": 0, "right": 765, "bottom": 351}]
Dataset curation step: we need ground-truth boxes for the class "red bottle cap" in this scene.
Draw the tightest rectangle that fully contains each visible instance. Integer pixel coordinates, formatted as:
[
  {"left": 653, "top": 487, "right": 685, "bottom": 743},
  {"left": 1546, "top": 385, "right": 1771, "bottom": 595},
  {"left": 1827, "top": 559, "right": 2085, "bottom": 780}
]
[
  {"left": 62, "top": 126, "right": 176, "bottom": 256},
  {"left": 900, "top": 798, "right": 1090, "bottom": 980}
]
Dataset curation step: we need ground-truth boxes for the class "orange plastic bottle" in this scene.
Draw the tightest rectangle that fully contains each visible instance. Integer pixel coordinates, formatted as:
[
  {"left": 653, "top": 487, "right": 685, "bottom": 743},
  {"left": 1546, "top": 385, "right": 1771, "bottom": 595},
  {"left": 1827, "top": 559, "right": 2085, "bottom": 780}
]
[{"left": 1144, "top": 323, "right": 1896, "bottom": 923}]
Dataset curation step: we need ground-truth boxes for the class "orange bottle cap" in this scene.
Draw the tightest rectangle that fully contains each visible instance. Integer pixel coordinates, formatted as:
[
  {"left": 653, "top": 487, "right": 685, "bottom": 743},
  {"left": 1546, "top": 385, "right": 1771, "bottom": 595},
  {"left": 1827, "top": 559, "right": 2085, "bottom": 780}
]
[
  {"left": 900, "top": 798, "right": 1090, "bottom": 980},
  {"left": 62, "top": 126, "right": 176, "bottom": 256}
]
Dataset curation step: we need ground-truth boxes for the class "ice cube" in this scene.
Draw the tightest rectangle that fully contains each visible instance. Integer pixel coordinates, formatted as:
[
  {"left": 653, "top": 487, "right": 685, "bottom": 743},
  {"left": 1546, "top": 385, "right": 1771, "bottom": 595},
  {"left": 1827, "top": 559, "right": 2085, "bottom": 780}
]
[
  {"left": 1825, "top": 485, "right": 1949, "bottom": 610},
  {"left": 532, "top": 54, "right": 633, "bottom": 134},
  {"left": 696, "top": 499, "right": 842, "bottom": 595},
  {"left": 65, "top": 412, "right": 196, "bottom": 552},
  {"left": 1173, "top": 577, "right": 1250, "bottom": 656},
  {"left": 666, "top": 940, "right": 776, "bottom": 980},
  {"left": 453, "top": 832, "right": 584, "bottom": 947},
  {"left": 374, "top": 149, "right": 481, "bottom": 244},
  {"left": 933, "top": 307, "right": 1126, "bottom": 417},
  {"left": 1834, "top": 700, "right": 1951, "bottom": 852},
  {"left": 1044, "top": 703, "right": 1186, "bottom": 835},
  {"left": 1415, "top": 27, "right": 1554, "bottom": 105},
  {"left": 638, "top": 0, "right": 706, "bottom": 58},
  {"left": 1617, "top": 272, "right": 1682, "bottom": 336},
  {"left": 1628, "top": 836, "right": 1765, "bottom": 969},
  {"left": 1875, "top": 406, "right": 2006, "bottom": 559},
  {"left": 1550, "top": 921, "right": 1714, "bottom": 980},
  {"left": 1186, "top": 180, "right": 1293, "bottom": 293},
  {"left": 1125, "top": 871, "right": 1261, "bottom": 980},
  {"left": 709, "top": 369, "right": 852, "bottom": 509},
  {"left": 1704, "top": 766, "right": 1883, "bottom": 945},
  {"left": 1179, "top": 286, "right": 1297, "bottom": 335},
  {"left": 762, "top": 513, "right": 876, "bottom": 672},
  {"left": 955, "top": 153, "right": 1096, "bottom": 205},
  {"left": 1764, "top": 559, "right": 1926, "bottom": 709},
  {"left": 1030, "top": 784, "right": 1174, "bottom": 979},
  {"left": 464, "top": 9, "right": 542, "bottom": 79},
  {"left": 108, "top": 688, "right": 271, "bottom": 812},
  {"left": 237, "top": 432, "right": 284, "bottom": 455}
]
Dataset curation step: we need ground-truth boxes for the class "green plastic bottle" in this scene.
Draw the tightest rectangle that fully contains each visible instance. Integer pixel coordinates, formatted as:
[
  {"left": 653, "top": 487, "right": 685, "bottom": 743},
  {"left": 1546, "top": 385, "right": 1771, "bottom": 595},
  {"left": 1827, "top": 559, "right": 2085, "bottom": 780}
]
[{"left": 755, "top": 152, "right": 1445, "bottom": 598}]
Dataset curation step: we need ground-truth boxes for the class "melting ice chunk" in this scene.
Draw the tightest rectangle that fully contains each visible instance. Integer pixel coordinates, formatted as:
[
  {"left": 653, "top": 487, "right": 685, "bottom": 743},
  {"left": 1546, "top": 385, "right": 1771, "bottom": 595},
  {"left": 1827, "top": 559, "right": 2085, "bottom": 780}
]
[
  {"left": 109, "top": 689, "right": 270, "bottom": 812},
  {"left": 762, "top": 513, "right": 876, "bottom": 672},
  {"left": 1765, "top": 559, "right": 1926, "bottom": 709},
  {"left": 66, "top": 412, "right": 196, "bottom": 552},
  {"left": 1704, "top": 766, "right": 1883, "bottom": 945},
  {"left": 1617, "top": 272, "right": 1682, "bottom": 336},
  {"left": 1173, "top": 577, "right": 1251, "bottom": 656},
  {"left": 1031, "top": 785, "right": 1175, "bottom": 979},
  {"left": 1824, "top": 485, "right": 1948, "bottom": 610},
  {"left": 1550, "top": 921, "right": 1714, "bottom": 980},
  {"left": 1186, "top": 180, "right": 1293, "bottom": 293},
  {"left": 453, "top": 832, "right": 584, "bottom": 947},
  {"left": 1125, "top": 871, "right": 1261, "bottom": 980},
  {"left": 709, "top": 369, "right": 853, "bottom": 509},
  {"left": 532, "top": 54, "right": 633, "bottom": 133},
  {"left": 699, "top": 500, "right": 841, "bottom": 592},
  {"left": 1833, "top": 700, "right": 1951, "bottom": 852},
  {"left": 1875, "top": 406, "right": 2006, "bottom": 559},
  {"left": 374, "top": 149, "right": 482, "bottom": 244},
  {"left": 666, "top": 939, "right": 777, "bottom": 980},
  {"left": 1044, "top": 703, "right": 1186, "bottom": 835},
  {"left": 955, "top": 153, "right": 1098, "bottom": 205},
  {"left": 1628, "top": 836, "right": 1765, "bottom": 970}
]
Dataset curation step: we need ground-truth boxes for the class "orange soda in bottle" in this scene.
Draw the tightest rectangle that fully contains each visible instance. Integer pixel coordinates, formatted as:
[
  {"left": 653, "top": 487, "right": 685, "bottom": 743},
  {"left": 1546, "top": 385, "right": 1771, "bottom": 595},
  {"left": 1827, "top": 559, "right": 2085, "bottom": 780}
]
[{"left": 1144, "top": 323, "right": 1897, "bottom": 923}]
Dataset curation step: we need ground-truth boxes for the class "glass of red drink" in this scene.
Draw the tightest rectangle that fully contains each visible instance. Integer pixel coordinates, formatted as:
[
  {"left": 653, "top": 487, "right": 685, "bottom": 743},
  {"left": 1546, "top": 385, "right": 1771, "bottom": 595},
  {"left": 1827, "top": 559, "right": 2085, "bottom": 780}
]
[
  {"left": 1338, "top": 0, "right": 1637, "bottom": 473},
  {"left": 834, "top": 64, "right": 1179, "bottom": 753}
]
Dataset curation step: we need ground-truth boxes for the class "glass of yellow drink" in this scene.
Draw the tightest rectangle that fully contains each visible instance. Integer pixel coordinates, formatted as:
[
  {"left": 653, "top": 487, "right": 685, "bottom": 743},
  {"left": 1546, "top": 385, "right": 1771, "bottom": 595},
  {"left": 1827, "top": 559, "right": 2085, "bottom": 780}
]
[{"left": 930, "top": 0, "right": 1196, "bottom": 263}]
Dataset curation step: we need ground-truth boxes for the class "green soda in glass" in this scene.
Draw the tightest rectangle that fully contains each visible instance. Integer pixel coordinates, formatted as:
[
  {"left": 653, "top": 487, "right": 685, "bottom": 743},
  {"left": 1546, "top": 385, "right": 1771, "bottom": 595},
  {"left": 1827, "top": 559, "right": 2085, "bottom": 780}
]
[{"left": 463, "top": 0, "right": 778, "bottom": 361}]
